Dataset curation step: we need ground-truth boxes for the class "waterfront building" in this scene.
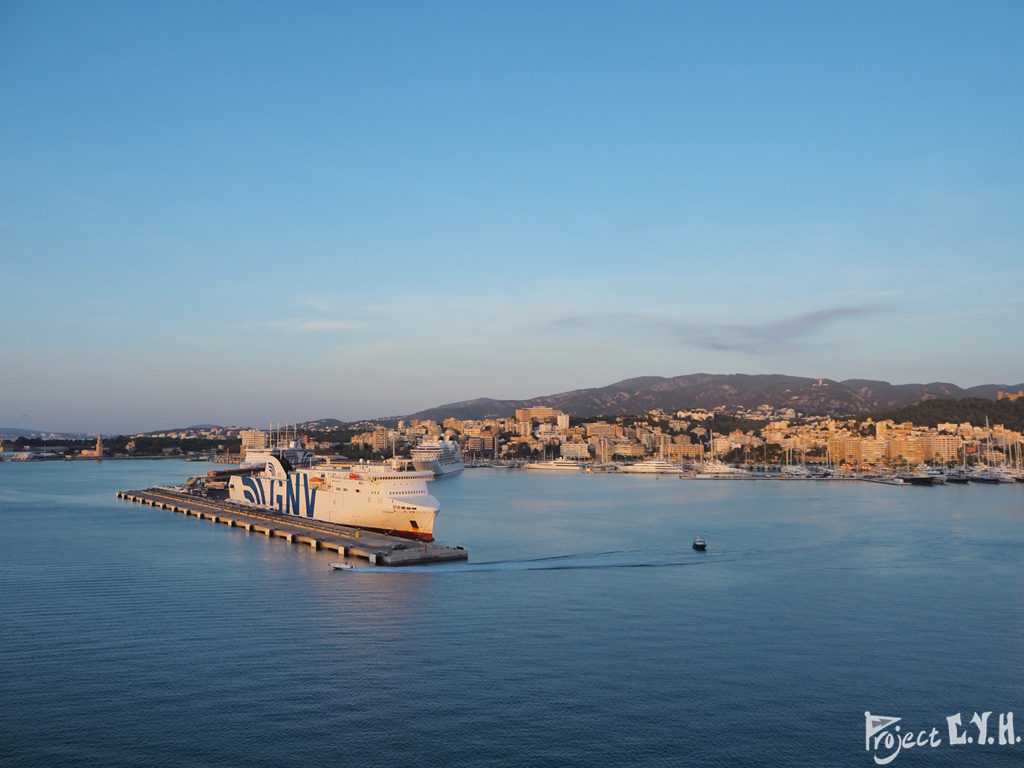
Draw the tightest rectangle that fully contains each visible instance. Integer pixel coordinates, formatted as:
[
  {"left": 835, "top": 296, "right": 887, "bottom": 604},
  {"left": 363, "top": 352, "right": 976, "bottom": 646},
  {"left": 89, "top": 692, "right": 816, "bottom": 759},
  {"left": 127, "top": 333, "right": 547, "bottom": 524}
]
[
  {"left": 613, "top": 442, "right": 644, "bottom": 459},
  {"left": 887, "top": 437, "right": 925, "bottom": 465},
  {"left": 466, "top": 435, "right": 497, "bottom": 457},
  {"left": 679, "top": 443, "right": 705, "bottom": 461},
  {"left": 561, "top": 442, "right": 591, "bottom": 461},
  {"left": 922, "top": 434, "right": 960, "bottom": 464},
  {"left": 80, "top": 435, "right": 104, "bottom": 458}
]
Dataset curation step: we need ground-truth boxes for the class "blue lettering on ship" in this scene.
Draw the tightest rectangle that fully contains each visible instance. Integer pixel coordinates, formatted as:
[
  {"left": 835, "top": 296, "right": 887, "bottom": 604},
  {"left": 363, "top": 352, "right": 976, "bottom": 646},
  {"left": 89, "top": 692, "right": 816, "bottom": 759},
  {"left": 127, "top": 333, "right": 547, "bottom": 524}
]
[
  {"left": 242, "top": 474, "right": 316, "bottom": 517},
  {"left": 241, "top": 476, "right": 265, "bottom": 505}
]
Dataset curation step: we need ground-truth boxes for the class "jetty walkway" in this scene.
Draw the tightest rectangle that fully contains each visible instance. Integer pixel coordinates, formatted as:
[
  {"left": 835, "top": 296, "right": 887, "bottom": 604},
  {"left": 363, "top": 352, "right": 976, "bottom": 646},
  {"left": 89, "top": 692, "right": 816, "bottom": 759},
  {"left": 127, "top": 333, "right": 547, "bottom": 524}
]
[{"left": 116, "top": 487, "right": 468, "bottom": 566}]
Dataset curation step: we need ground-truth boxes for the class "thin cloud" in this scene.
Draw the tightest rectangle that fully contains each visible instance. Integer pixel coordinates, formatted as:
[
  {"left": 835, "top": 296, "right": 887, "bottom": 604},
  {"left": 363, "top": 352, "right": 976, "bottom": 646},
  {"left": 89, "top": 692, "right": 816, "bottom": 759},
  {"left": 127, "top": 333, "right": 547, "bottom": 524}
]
[
  {"left": 551, "top": 306, "right": 884, "bottom": 354},
  {"left": 243, "top": 318, "right": 358, "bottom": 334},
  {"left": 768, "top": 307, "right": 874, "bottom": 334},
  {"left": 697, "top": 307, "right": 877, "bottom": 353},
  {"left": 299, "top": 295, "right": 341, "bottom": 313}
]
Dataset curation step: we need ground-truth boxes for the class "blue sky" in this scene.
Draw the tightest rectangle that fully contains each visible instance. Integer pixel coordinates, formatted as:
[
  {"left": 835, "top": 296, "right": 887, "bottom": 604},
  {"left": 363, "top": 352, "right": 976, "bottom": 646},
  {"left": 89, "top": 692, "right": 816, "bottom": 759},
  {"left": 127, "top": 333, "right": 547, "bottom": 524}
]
[{"left": 2, "top": 1, "right": 1022, "bottom": 434}]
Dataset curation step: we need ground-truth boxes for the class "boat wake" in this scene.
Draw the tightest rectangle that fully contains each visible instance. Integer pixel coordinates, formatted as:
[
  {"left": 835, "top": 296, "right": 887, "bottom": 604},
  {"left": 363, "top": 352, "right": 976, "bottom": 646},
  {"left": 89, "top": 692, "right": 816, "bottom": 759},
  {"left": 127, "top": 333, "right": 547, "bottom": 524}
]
[{"left": 334, "top": 548, "right": 736, "bottom": 574}]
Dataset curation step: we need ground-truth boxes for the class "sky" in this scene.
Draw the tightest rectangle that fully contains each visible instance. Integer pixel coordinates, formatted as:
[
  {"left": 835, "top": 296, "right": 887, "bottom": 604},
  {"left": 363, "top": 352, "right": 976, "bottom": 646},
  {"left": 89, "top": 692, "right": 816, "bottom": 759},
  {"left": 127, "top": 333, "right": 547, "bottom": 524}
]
[{"left": 2, "top": 1, "right": 1022, "bottom": 434}]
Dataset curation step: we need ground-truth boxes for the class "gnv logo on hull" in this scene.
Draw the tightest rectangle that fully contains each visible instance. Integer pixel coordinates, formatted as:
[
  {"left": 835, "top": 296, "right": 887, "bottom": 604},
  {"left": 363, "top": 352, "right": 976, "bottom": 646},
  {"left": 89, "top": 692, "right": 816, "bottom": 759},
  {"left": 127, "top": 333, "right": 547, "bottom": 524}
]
[{"left": 241, "top": 475, "right": 318, "bottom": 517}]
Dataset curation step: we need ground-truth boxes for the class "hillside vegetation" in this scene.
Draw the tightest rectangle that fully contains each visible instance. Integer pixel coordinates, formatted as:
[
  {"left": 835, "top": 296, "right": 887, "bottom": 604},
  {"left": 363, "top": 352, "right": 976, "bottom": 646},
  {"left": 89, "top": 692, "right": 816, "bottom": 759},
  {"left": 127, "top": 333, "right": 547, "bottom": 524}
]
[{"left": 865, "top": 397, "right": 1024, "bottom": 431}]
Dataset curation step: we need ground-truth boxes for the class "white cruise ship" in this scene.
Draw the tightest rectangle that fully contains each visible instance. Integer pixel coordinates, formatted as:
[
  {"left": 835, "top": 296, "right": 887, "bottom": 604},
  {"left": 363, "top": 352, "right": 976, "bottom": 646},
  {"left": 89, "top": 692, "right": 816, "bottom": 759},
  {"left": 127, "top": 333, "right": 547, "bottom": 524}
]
[
  {"left": 228, "top": 455, "right": 440, "bottom": 541},
  {"left": 410, "top": 438, "right": 465, "bottom": 477}
]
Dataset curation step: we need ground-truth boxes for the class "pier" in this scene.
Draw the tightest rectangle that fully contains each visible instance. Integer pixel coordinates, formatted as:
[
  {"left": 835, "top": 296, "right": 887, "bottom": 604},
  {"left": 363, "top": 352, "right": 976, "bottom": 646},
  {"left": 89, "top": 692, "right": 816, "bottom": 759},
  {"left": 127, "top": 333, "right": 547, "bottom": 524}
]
[{"left": 116, "top": 487, "right": 469, "bottom": 566}]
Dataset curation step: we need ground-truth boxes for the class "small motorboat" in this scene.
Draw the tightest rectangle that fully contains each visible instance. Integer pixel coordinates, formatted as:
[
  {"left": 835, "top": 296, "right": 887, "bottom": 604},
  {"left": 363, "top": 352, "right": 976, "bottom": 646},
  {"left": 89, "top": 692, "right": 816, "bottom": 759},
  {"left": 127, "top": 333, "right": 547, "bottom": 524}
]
[
  {"left": 692, "top": 537, "right": 707, "bottom": 551},
  {"left": 331, "top": 562, "right": 356, "bottom": 571}
]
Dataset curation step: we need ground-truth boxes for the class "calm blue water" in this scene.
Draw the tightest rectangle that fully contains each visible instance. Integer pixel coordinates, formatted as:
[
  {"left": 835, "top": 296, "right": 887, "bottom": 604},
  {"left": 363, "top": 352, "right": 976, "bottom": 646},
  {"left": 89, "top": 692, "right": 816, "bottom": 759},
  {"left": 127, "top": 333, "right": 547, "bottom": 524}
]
[{"left": 2, "top": 460, "right": 1022, "bottom": 767}]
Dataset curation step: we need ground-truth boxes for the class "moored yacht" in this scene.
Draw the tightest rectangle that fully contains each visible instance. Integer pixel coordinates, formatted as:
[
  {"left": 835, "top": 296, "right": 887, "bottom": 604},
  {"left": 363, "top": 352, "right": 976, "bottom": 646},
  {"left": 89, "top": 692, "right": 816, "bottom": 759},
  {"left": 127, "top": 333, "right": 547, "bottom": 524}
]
[
  {"left": 694, "top": 461, "right": 751, "bottom": 479},
  {"left": 897, "top": 470, "right": 946, "bottom": 485},
  {"left": 970, "top": 466, "right": 1015, "bottom": 484},
  {"left": 619, "top": 459, "right": 683, "bottom": 474},
  {"left": 525, "top": 458, "right": 584, "bottom": 472}
]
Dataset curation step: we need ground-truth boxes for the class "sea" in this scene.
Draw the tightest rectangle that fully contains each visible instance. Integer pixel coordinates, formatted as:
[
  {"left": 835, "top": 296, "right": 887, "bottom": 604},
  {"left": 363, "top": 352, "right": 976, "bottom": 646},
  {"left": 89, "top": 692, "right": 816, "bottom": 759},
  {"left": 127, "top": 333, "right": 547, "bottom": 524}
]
[{"left": 1, "top": 459, "right": 1022, "bottom": 767}]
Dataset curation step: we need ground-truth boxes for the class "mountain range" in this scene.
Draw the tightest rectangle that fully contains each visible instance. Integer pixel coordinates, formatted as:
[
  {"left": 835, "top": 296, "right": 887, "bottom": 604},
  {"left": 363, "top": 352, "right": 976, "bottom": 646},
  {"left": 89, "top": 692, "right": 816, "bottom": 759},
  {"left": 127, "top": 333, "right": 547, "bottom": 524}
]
[
  {"left": 400, "top": 373, "right": 1024, "bottom": 422},
  {"left": 6, "top": 375, "right": 1022, "bottom": 438}
]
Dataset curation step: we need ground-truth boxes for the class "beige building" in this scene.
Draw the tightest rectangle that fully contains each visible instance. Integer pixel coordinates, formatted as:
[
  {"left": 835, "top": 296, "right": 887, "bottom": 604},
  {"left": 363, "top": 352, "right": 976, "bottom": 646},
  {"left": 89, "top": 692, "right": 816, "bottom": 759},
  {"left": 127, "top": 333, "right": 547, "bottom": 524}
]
[
  {"left": 922, "top": 434, "right": 960, "bottom": 464},
  {"left": 561, "top": 442, "right": 591, "bottom": 461},
  {"left": 679, "top": 443, "right": 705, "bottom": 461},
  {"left": 612, "top": 442, "right": 645, "bottom": 459},
  {"left": 80, "top": 435, "right": 105, "bottom": 458},
  {"left": 585, "top": 422, "right": 618, "bottom": 439},
  {"left": 887, "top": 437, "right": 925, "bottom": 465},
  {"left": 239, "top": 429, "right": 266, "bottom": 452},
  {"left": 515, "top": 407, "right": 563, "bottom": 422}
]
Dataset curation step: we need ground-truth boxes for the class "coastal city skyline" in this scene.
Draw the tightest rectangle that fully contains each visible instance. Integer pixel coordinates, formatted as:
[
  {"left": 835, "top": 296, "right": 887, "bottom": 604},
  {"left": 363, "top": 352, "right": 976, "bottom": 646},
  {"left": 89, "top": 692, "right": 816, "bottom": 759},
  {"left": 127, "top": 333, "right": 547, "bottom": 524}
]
[{"left": 3, "top": 3, "right": 1022, "bottom": 434}]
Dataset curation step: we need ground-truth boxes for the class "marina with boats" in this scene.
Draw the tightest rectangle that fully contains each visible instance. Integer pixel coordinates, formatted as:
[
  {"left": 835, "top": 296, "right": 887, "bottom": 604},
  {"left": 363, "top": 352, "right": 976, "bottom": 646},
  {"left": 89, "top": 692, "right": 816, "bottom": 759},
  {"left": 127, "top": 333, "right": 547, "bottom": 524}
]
[{"left": 514, "top": 458, "right": 1024, "bottom": 484}]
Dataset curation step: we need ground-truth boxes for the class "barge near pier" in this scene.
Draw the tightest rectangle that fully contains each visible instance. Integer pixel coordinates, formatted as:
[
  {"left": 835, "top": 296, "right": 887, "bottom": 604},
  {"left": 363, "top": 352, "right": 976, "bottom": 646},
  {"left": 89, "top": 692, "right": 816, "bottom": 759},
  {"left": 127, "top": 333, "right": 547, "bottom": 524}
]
[{"left": 116, "top": 487, "right": 468, "bottom": 567}]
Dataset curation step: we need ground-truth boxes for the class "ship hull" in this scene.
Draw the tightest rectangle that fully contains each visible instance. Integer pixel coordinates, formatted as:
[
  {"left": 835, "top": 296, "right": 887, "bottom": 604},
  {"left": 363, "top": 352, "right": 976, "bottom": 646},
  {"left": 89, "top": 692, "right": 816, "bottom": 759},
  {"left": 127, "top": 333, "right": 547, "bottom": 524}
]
[{"left": 411, "top": 458, "right": 465, "bottom": 476}]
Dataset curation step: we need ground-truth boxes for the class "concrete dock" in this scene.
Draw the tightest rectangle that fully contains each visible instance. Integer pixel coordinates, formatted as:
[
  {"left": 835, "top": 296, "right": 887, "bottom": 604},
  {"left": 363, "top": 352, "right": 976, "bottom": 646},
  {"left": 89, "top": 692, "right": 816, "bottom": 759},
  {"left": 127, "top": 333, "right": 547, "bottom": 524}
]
[{"left": 116, "top": 487, "right": 469, "bottom": 567}]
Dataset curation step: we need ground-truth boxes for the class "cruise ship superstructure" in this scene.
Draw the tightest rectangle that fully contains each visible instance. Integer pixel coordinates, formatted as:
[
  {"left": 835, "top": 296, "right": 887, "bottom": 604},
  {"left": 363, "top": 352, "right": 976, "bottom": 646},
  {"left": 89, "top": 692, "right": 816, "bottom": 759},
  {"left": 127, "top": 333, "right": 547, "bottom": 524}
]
[
  {"left": 410, "top": 438, "right": 465, "bottom": 477},
  {"left": 227, "top": 455, "right": 440, "bottom": 541}
]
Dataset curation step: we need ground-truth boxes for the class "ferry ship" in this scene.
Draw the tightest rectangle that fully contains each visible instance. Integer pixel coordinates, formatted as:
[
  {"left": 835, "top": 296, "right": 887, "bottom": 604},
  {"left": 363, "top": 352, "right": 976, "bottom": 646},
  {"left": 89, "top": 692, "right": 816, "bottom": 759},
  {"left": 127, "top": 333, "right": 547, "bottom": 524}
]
[
  {"left": 227, "top": 455, "right": 440, "bottom": 541},
  {"left": 410, "top": 438, "right": 465, "bottom": 477}
]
